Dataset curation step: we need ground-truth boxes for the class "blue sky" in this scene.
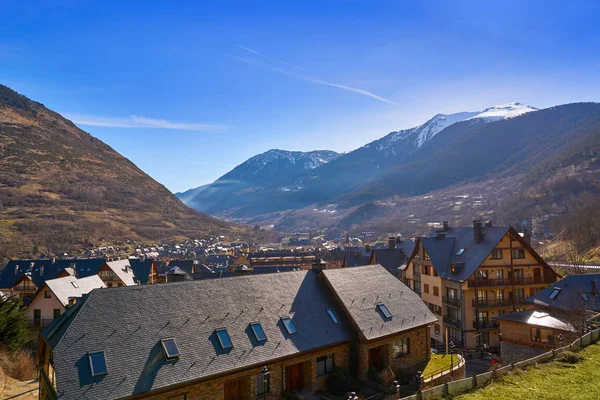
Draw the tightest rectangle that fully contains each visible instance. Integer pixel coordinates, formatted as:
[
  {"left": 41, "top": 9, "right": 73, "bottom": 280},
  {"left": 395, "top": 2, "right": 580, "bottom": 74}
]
[{"left": 2, "top": 0, "right": 600, "bottom": 192}]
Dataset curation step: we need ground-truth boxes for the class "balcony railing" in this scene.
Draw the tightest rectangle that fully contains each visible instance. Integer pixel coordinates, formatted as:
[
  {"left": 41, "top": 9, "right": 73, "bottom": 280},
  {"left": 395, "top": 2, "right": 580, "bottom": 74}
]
[
  {"left": 443, "top": 316, "right": 462, "bottom": 328},
  {"left": 467, "top": 278, "right": 512, "bottom": 287},
  {"left": 513, "top": 276, "right": 555, "bottom": 285},
  {"left": 28, "top": 318, "right": 55, "bottom": 329},
  {"left": 442, "top": 296, "right": 461, "bottom": 308},
  {"left": 473, "top": 319, "right": 499, "bottom": 330},
  {"left": 472, "top": 298, "right": 511, "bottom": 307}
]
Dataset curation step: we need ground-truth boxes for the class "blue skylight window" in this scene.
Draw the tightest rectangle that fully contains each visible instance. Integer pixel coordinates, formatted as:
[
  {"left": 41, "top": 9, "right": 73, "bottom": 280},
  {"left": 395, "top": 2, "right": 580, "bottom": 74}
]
[
  {"left": 549, "top": 288, "right": 561, "bottom": 300},
  {"left": 216, "top": 328, "right": 233, "bottom": 349},
  {"left": 250, "top": 322, "right": 267, "bottom": 341},
  {"left": 377, "top": 303, "right": 393, "bottom": 319},
  {"left": 327, "top": 308, "right": 339, "bottom": 324},
  {"left": 88, "top": 351, "right": 107, "bottom": 377},
  {"left": 456, "top": 248, "right": 465, "bottom": 256},
  {"left": 160, "top": 338, "right": 180, "bottom": 360},
  {"left": 281, "top": 317, "right": 297, "bottom": 335}
]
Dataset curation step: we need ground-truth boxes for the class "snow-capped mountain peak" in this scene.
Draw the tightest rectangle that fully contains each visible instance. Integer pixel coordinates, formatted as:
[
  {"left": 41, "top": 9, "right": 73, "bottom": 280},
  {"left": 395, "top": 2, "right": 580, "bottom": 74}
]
[{"left": 468, "top": 102, "right": 538, "bottom": 122}]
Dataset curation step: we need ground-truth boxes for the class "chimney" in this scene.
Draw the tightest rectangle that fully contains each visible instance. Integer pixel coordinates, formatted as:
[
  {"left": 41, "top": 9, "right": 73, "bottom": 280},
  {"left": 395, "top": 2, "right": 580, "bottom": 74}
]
[
  {"left": 523, "top": 227, "right": 532, "bottom": 245},
  {"left": 396, "top": 236, "right": 403, "bottom": 243},
  {"left": 592, "top": 280, "right": 597, "bottom": 295},
  {"left": 485, "top": 221, "right": 493, "bottom": 228},
  {"left": 436, "top": 230, "right": 446, "bottom": 239},
  {"left": 388, "top": 237, "right": 396, "bottom": 250},
  {"left": 312, "top": 259, "right": 327, "bottom": 271},
  {"left": 473, "top": 220, "right": 483, "bottom": 244},
  {"left": 443, "top": 221, "right": 449, "bottom": 231},
  {"left": 365, "top": 244, "right": 371, "bottom": 253}
]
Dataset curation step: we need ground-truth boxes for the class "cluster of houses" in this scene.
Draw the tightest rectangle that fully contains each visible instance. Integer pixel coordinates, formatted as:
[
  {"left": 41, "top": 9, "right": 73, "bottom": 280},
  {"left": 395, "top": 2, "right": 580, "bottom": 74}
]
[{"left": 2, "top": 220, "right": 599, "bottom": 399}]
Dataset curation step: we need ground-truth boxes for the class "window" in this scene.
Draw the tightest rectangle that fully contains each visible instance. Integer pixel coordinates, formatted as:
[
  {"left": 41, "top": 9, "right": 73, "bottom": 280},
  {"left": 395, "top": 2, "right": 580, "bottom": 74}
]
[
  {"left": 215, "top": 329, "right": 233, "bottom": 349},
  {"left": 327, "top": 308, "right": 339, "bottom": 324},
  {"left": 477, "top": 311, "right": 488, "bottom": 323},
  {"left": 424, "top": 284, "right": 430, "bottom": 294},
  {"left": 496, "top": 290, "right": 504, "bottom": 302},
  {"left": 496, "top": 270, "right": 504, "bottom": 280},
  {"left": 446, "top": 288, "right": 457, "bottom": 301},
  {"left": 421, "top": 265, "right": 430, "bottom": 275},
  {"left": 515, "top": 288, "right": 525, "bottom": 302},
  {"left": 434, "top": 324, "right": 441, "bottom": 334},
  {"left": 531, "top": 327, "right": 542, "bottom": 342},
  {"left": 476, "top": 332, "right": 489, "bottom": 347},
  {"left": 476, "top": 270, "right": 488, "bottom": 280},
  {"left": 256, "top": 374, "right": 270, "bottom": 396},
  {"left": 107, "top": 283, "right": 113, "bottom": 288},
  {"left": 250, "top": 322, "right": 267, "bottom": 341},
  {"left": 490, "top": 249, "right": 503, "bottom": 260},
  {"left": 477, "top": 290, "right": 487, "bottom": 302},
  {"left": 44, "top": 290, "right": 51, "bottom": 299},
  {"left": 433, "top": 269, "right": 438, "bottom": 277},
  {"left": 513, "top": 269, "right": 524, "bottom": 279},
  {"left": 316, "top": 354, "right": 334, "bottom": 376},
  {"left": 281, "top": 317, "right": 297, "bottom": 335},
  {"left": 393, "top": 337, "right": 410, "bottom": 357},
  {"left": 512, "top": 249, "right": 525, "bottom": 259},
  {"left": 88, "top": 352, "right": 107, "bottom": 377},
  {"left": 435, "top": 305, "right": 442, "bottom": 315},
  {"left": 161, "top": 338, "right": 181, "bottom": 359},
  {"left": 377, "top": 303, "right": 393, "bottom": 319},
  {"left": 549, "top": 287, "right": 561, "bottom": 300},
  {"left": 53, "top": 309, "right": 61, "bottom": 319},
  {"left": 456, "top": 248, "right": 465, "bottom": 256},
  {"left": 433, "top": 286, "right": 439, "bottom": 297}
]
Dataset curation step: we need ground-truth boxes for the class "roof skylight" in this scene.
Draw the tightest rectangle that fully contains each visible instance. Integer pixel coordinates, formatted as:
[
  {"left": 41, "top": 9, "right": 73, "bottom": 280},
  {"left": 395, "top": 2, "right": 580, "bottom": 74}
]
[
  {"left": 71, "top": 281, "right": 79, "bottom": 288},
  {"left": 327, "top": 308, "right": 339, "bottom": 324},
  {"left": 88, "top": 351, "right": 107, "bottom": 377},
  {"left": 549, "top": 287, "right": 561, "bottom": 300},
  {"left": 250, "top": 322, "right": 267, "bottom": 341},
  {"left": 160, "top": 338, "right": 180, "bottom": 360},
  {"left": 216, "top": 328, "right": 233, "bottom": 349},
  {"left": 377, "top": 303, "right": 393, "bottom": 319},
  {"left": 281, "top": 317, "right": 297, "bottom": 335},
  {"left": 456, "top": 248, "right": 465, "bottom": 256}
]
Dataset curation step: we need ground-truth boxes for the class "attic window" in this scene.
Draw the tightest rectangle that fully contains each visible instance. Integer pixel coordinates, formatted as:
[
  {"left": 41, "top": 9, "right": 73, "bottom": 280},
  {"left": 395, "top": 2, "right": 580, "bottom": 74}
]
[
  {"left": 88, "top": 351, "right": 107, "bottom": 377},
  {"left": 548, "top": 288, "right": 561, "bottom": 300},
  {"left": 281, "top": 317, "right": 297, "bottom": 335},
  {"left": 581, "top": 293, "right": 591, "bottom": 301},
  {"left": 327, "top": 308, "right": 339, "bottom": 324},
  {"left": 250, "top": 322, "right": 267, "bottom": 341},
  {"left": 160, "top": 338, "right": 180, "bottom": 360},
  {"left": 71, "top": 281, "right": 79, "bottom": 288},
  {"left": 377, "top": 303, "right": 393, "bottom": 319},
  {"left": 456, "top": 249, "right": 465, "bottom": 256},
  {"left": 216, "top": 328, "right": 233, "bottom": 349}
]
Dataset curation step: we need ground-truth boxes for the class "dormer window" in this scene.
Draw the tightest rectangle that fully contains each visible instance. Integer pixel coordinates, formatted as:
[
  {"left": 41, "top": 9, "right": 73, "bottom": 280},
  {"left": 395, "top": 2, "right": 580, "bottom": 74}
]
[
  {"left": 250, "top": 322, "right": 267, "bottom": 341},
  {"left": 549, "top": 288, "right": 561, "bottom": 300},
  {"left": 216, "top": 328, "right": 233, "bottom": 349},
  {"left": 281, "top": 317, "right": 297, "bottom": 335},
  {"left": 377, "top": 303, "right": 392, "bottom": 319},
  {"left": 160, "top": 338, "right": 180, "bottom": 360},
  {"left": 88, "top": 351, "right": 107, "bottom": 377},
  {"left": 327, "top": 308, "right": 339, "bottom": 324},
  {"left": 456, "top": 249, "right": 465, "bottom": 256}
]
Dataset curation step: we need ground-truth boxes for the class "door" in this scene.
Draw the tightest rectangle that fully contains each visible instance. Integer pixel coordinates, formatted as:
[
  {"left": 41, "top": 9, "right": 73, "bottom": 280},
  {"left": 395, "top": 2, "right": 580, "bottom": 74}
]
[
  {"left": 224, "top": 378, "right": 249, "bottom": 400},
  {"left": 533, "top": 268, "right": 542, "bottom": 283},
  {"left": 369, "top": 346, "right": 384, "bottom": 371},
  {"left": 34, "top": 309, "right": 41, "bottom": 327},
  {"left": 285, "top": 363, "right": 304, "bottom": 392}
]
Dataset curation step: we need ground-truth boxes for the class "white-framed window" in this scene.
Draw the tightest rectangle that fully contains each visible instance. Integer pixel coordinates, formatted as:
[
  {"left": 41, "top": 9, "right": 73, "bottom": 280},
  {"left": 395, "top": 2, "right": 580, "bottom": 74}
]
[{"left": 316, "top": 354, "right": 334, "bottom": 376}]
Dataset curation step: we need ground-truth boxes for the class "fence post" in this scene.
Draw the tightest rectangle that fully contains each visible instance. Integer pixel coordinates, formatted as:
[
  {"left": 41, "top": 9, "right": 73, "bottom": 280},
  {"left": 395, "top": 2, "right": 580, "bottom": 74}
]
[
  {"left": 472, "top": 374, "right": 478, "bottom": 388},
  {"left": 443, "top": 382, "right": 449, "bottom": 396}
]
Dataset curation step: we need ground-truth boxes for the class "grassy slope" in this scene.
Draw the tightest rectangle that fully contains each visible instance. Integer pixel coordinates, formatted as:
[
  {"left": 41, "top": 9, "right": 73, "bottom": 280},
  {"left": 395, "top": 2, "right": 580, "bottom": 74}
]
[{"left": 454, "top": 343, "right": 600, "bottom": 400}]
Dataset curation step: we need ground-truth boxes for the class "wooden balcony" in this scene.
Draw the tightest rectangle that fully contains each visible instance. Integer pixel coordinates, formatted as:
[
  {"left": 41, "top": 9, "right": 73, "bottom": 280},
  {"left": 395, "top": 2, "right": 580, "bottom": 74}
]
[
  {"left": 467, "top": 278, "right": 512, "bottom": 287},
  {"left": 28, "top": 318, "right": 54, "bottom": 329},
  {"left": 468, "top": 276, "right": 554, "bottom": 288},
  {"left": 442, "top": 296, "right": 461, "bottom": 308},
  {"left": 513, "top": 276, "right": 555, "bottom": 286}
]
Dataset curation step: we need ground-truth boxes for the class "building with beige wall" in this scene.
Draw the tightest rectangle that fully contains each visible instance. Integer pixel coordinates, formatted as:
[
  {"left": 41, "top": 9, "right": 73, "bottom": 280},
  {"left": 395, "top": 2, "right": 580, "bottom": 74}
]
[
  {"left": 37, "top": 264, "right": 435, "bottom": 400},
  {"left": 405, "top": 221, "right": 559, "bottom": 351}
]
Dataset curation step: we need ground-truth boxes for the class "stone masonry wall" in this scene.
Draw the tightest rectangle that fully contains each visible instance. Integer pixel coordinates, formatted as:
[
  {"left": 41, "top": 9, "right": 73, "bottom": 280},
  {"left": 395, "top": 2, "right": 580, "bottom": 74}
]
[
  {"left": 143, "top": 343, "right": 350, "bottom": 400},
  {"left": 500, "top": 341, "right": 547, "bottom": 365}
]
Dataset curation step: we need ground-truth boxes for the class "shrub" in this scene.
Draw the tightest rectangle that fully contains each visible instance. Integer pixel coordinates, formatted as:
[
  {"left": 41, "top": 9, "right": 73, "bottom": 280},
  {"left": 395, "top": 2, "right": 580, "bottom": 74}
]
[
  {"left": 0, "top": 296, "right": 30, "bottom": 354},
  {"left": 556, "top": 351, "right": 584, "bottom": 364},
  {"left": 281, "top": 390, "right": 300, "bottom": 400},
  {"left": 12, "top": 349, "right": 36, "bottom": 380},
  {"left": 327, "top": 366, "right": 355, "bottom": 395}
]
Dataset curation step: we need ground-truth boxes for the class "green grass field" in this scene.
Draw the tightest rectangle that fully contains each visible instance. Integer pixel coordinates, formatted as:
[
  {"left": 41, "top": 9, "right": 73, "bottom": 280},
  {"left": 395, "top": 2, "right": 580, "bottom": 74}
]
[
  {"left": 453, "top": 343, "right": 600, "bottom": 400},
  {"left": 421, "top": 354, "right": 458, "bottom": 378}
]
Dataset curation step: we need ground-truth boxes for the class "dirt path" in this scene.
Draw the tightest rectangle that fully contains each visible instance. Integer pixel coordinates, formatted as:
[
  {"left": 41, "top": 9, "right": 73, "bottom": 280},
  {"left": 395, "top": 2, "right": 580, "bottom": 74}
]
[{"left": 0, "top": 377, "right": 38, "bottom": 400}]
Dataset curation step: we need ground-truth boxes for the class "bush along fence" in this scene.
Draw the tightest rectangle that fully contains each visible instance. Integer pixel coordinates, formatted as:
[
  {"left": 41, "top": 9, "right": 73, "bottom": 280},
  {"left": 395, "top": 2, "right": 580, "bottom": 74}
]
[{"left": 398, "top": 327, "right": 600, "bottom": 400}]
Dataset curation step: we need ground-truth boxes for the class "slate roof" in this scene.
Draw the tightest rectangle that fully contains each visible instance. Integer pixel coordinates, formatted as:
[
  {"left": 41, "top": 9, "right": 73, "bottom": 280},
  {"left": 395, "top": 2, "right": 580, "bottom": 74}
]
[
  {"left": 55, "top": 259, "right": 108, "bottom": 280},
  {"left": 129, "top": 259, "right": 155, "bottom": 285},
  {"left": 494, "top": 308, "right": 575, "bottom": 331},
  {"left": 42, "top": 270, "right": 352, "bottom": 399},
  {"left": 418, "top": 226, "right": 512, "bottom": 282},
  {"left": 322, "top": 265, "right": 437, "bottom": 341},
  {"left": 43, "top": 275, "right": 106, "bottom": 307},
  {"left": 0, "top": 260, "right": 58, "bottom": 289},
  {"left": 527, "top": 274, "right": 600, "bottom": 311},
  {"left": 372, "top": 241, "right": 415, "bottom": 275},
  {"left": 344, "top": 254, "right": 371, "bottom": 268}
]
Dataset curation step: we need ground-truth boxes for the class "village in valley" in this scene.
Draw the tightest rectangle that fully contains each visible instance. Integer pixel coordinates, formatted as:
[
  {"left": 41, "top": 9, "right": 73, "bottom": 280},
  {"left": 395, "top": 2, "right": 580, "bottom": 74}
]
[{"left": 2, "top": 220, "right": 599, "bottom": 399}]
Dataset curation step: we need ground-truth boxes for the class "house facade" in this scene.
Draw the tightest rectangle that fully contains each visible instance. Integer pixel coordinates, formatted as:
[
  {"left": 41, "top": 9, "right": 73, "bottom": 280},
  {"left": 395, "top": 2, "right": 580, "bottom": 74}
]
[
  {"left": 37, "top": 264, "right": 435, "bottom": 400},
  {"left": 405, "top": 220, "right": 559, "bottom": 350}
]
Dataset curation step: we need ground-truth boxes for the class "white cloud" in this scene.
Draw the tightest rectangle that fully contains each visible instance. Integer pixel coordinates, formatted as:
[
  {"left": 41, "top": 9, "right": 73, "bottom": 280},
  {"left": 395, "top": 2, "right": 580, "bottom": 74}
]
[
  {"left": 231, "top": 52, "right": 396, "bottom": 105},
  {"left": 64, "top": 114, "right": 228, "bottom": 132}
]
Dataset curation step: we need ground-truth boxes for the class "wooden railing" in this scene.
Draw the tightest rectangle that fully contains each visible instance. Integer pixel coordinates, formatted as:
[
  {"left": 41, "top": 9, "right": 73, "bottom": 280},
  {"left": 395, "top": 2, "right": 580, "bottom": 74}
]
[{"left": 443, "top": 296, "right": 461, "bottom": 307}]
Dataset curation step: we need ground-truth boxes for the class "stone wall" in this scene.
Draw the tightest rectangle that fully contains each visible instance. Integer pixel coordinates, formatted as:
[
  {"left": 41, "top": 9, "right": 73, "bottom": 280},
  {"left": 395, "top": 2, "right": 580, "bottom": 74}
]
[
  {"left": 143, "top": 342, "right": 350, "bottom": 400},
  {"left": 500, "top": 341, "right": 548, "bottom": 365}
]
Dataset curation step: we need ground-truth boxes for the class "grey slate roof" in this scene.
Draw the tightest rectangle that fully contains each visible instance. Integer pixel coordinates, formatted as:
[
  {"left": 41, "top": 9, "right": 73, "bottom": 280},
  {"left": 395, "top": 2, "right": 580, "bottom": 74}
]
[
  {"left": 0, "top": 260, "right": 58, "bottom": 289},
  {"left": 419, "top": 226, "right": 511, "bottom": 282},
  {"left": 322, "top": 265, "right": 436, "bottom": 341},
  {"left": 494, "top": 308, "right": 575, "bottom": 331},
  {"left": 128, "top": 259, "right": 154, "bottom": 285},
  {"left": 344, "top": 254, "right": 371, "bottom": 268},
  {"left": 372, "top": 241, "right": 415, "bottom": 276},
  {"left": 44, "top": 275, "right": 106, "bottom": 307},
  {"left": 527, "top": 274, "right": 600, "bottom": 311},
  {"left": 43, "top": 270, "right": 352, "bottom": 400}
]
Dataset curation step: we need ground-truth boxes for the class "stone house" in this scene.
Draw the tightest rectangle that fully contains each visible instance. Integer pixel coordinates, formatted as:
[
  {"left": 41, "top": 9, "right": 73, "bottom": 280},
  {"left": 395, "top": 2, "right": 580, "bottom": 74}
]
[{"left": 37, "top": 264, "right": 434, "bottom": 399}]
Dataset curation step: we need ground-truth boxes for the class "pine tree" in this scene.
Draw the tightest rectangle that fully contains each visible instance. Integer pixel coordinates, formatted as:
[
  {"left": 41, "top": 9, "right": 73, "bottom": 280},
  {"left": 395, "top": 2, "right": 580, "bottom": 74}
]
[{"left": 0, "top": 296, "right": 30, "bottom": 353}]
